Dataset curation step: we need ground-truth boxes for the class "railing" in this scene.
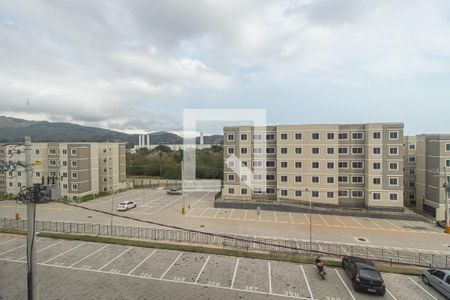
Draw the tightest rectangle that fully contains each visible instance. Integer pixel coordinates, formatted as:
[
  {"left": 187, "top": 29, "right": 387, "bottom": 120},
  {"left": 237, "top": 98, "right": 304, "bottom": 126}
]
[{"left": 1, "top": 217, "right": 448, "bottom": 268}]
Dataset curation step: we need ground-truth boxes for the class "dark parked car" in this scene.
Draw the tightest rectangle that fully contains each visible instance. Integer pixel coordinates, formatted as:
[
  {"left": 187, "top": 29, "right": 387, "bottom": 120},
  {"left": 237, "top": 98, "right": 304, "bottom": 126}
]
[{"left": 342, "top": 256, "right": 385, "bottom": 296}]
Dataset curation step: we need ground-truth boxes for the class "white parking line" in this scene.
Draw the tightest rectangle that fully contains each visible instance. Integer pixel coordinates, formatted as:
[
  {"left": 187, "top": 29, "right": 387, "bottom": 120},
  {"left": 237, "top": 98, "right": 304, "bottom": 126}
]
[
  {"left": 335, "top": 269, "right": 356, "bottom": 300},
  {"left": 160, "top": 252, "right": 183, "bottom": 279},
  {"left": 69, "top": 245, "right": 109, "bottom": 267},
  {"left": 214, "top": 209, "right": 221, "bottom": 218},
  {"left": 384, "top": 219, "right": 405, "bottom": 231},
  {"left": 268, "top": 261, "right": 272, "bottom": 294},
  {"left": 386, "top": 288, "right": 398, "bottom": 300},
  {"left": 18, "top": 240, "right": 64, "bottom": 261},
  {"left": 366, "top": 218, "right": 384, "bottom": 229},
  {"left": 407, "top": 277, "right": 438, "bottom": 300},
  {"left": 199, "top": 208, "right": 209, "bottom": 217},
  {"left": 194, "top": 255, "right": 210, "bottom": 284},
  {"left": 186, "top": 192, "right": 210, "bottom": 211},
  {"left": 0, "top": 243, "right": 27, "bottom": 256},
  {"left": 274, "top": 211, "right": 278, "bottom": 223},
  {"left": 231, "top": 258, "right": 239, "bottom": 288},
  {"left": 149, "top": 195, "right": 183, "bottom": 215},
  {"left": 244, "top": 210, "right": 248, "bottom": 220},
  {"left": 351, "top": 217, "right": 366, "bottom": 229},
  {"left": 300, "top": 265, "right": 313, "bottom": 299},
  {"left": 0, "top": 238, "right": 17, "bottom": 246},
  {"left": 99, "top": 248, "right": 132, "bottom": 271},
  {"left": 289, "top": 212, "right": 294, "bottom": 224},
  {"left": 128, "top": 249, "right": 157, "bottom": 275},
  {"left": 43, "top": 243, "right": 85, "bottom": 264},
  {"left": 334, "top": 216, "right": 347, "bottom": 227},
  {"left": 318, "top": 214, "right": 329, "bottom": 226}
]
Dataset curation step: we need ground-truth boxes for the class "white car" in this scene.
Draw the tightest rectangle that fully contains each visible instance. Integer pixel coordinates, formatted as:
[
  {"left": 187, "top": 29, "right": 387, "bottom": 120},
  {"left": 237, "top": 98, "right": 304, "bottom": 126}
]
[{"left": 117, "top": 201, "right": 137, "bottom": 211}]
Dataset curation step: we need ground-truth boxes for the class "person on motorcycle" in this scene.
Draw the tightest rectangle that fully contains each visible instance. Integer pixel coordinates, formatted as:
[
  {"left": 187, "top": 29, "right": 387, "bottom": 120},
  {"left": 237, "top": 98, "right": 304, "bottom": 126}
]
[{"left": 315, "top": 256, "right": 326, "bottom": 279}]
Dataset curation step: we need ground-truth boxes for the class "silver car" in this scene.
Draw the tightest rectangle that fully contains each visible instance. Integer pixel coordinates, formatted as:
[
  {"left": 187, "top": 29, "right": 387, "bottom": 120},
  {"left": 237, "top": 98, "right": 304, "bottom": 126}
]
[{"left": 421, "top": 268, "right": 450, "bottom": 298}]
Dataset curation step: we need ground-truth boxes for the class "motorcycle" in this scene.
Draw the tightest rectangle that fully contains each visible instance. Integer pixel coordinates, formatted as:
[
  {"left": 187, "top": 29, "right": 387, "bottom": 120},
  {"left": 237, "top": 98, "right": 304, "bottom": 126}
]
[{"left": 315, "top": 256, "right": 326, "bottom": 280}]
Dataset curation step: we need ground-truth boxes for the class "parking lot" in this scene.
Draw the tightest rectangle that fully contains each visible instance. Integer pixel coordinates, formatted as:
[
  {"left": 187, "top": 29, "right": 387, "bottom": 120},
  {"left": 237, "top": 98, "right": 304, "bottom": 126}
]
[
  {"left": 0, "top": 188, "right": 449, "bottom": 254},
  {"left": 0, "top": 233, "right": 447, "bottom": 300}
]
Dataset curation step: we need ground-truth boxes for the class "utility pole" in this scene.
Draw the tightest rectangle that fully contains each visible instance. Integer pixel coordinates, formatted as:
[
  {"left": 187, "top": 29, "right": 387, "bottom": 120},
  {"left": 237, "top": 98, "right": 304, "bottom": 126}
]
[
  {"left": 182, "top": 161, "right": 185, "bottom": 215},
  {"left": 307, "top": 188, "right": 312, "bottom": 253},
  {"left": 25, "top": 136, "right": 38, "bottom": 300}
]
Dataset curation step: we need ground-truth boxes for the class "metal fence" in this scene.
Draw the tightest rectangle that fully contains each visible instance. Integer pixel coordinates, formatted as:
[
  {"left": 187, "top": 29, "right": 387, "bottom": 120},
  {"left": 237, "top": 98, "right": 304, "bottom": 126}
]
[{"left": 1, "top": 217, "right": 449, "bottom": 268}]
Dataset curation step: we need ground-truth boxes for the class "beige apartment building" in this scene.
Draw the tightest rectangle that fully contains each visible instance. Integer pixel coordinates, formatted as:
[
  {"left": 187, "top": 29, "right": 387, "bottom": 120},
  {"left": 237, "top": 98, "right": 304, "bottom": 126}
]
[
  {"left": 0, "top": 142, "right": 127, "bottom": 200},
  {"left": 403, "top": 136, "right": 417, "bottom": 207},
  {"left": 415, "top": 134, "right": 450, "bottom": 221},
  {"left": 223, "top": 123, "right": 405, "bottom": 211}
]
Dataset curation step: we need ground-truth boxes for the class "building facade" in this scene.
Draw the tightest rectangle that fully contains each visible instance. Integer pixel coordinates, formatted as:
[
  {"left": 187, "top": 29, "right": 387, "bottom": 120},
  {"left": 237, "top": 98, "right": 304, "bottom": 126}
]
[
  {"left": 415, "top": 134, "right": 450, "bottom": 221},
  {"left": 403, "top": 136, "right": 417, "bottom": 207},
  {"left": 0, "top": 142, "right": 127, "bottom": 200},
  {"left": 222, "top": 123, "right": 405, "bottom": 211}
]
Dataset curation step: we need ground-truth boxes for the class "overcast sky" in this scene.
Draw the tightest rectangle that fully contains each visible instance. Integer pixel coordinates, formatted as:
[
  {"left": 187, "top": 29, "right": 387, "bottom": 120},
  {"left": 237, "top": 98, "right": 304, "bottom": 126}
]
[{"left": 0, "top": 0, "right": 449, "bottom": 135}]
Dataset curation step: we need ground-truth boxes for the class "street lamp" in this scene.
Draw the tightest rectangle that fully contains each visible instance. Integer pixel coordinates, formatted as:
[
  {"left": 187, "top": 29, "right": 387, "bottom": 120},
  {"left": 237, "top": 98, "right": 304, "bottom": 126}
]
[{"left": 305, "top": 188, "right": 312, "bottom": 252}]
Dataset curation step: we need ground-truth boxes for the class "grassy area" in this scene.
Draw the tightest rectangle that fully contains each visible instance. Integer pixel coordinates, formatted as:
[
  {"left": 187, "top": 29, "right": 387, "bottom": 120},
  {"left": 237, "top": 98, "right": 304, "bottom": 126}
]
[
  {"left": 35, "top": 231, "right": 422, "bottom": 276},
  {"left": 0, "top": 227, "right": 27, "bottom": 235}
]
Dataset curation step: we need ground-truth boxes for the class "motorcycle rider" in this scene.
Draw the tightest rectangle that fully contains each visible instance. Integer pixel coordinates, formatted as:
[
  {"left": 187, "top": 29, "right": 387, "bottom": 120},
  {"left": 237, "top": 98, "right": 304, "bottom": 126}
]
[{"left": 315, "top": 255, "right": 326, "bottom": 279}]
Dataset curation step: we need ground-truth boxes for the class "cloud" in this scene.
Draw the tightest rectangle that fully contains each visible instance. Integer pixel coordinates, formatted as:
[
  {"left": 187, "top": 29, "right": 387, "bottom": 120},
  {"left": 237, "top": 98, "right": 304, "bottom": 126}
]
[{"left": 0, "top": 0, "right": 449, "bottom": 133}]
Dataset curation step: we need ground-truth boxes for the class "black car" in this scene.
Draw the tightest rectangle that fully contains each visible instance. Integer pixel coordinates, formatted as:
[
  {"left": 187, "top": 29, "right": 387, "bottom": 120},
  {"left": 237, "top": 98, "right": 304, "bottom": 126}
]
[{"left": 342, "top": 256, "right": 386, "bottom": 296}]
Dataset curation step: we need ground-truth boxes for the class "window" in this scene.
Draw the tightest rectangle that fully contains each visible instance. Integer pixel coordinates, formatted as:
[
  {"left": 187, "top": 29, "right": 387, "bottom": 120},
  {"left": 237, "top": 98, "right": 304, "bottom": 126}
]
[
  {"left": 266, "top": 147, "right": 275, "bottom": 154},
  {"left": 253, "top": 134, "right": 263, "bottom": 141},
  {"left": 312, "top": 133, "right": 320, "bottom": 140},
  {"left": 389, "top": 131, "right": 399, "bottom": 140},
  {"left": 227, "top": 160, "right": 235, "bottom": 168},
  {"left": 266, "top": 188, "right": 275, "bottom": 194},
  {"left": 446, "top": 143, "right": 450, "bottom": 151},
  {"left": 295, "top": 147, "right": 302, "bottom": 154},
  {"left": 63, "top": 184, "right": 68, "bottom": 189},
  {"left": 71, "top": 161, "right": 77, "bottom": 167},
  {"left": 227, "top": 174, "right": 235, "bottom": 181},
  {"left": 228, "top": 188, "right": 234, "bottom": 194},
  {"left": 352, "top": 147, "right": 364, "bottom": 154},
  {"left": 352, "top": 132, "right": 364, "bottom": 140},
  {"left": 18, "top": 182, "right": 23, "bottom": 187},
  {"left": 312, "top": 162, "right": 320, "bottom": 169},
  {"left": 253, "top": 147, "right": 263, "bottom": 154},
  {"left": 295, "top": 162, "right": 302, "bottom": 168},
  {"left": 409, "top": 156, "right": 416, "bottom": 162},
  {"left": 312, "top": 191, "right": 319, "bottom": 198},
  {"left": 338, "top": 132, "right": 348, "bottom": 140},
  {"left": 241, "top": 148, "right": 248, "bottom": 154},
  {"left": 389, "top": 177, "right": 399, "bottom": 186},
  {"left": 327, "top": 147, "right": 335, "bottom": 155},
  {"left": 409, "top": 144, "right": 416, "bottom": 150},
  {"left": 63, "top": 172, "right": 68, "bottom": 178},
  {"left": 373, "top": 132, "right": 381, "bottom": 139},
  {"left": 266, "top": 174, "right": 275, "bottom": 181},
  {"left": 338, "top": 161, "right": 349, "bottom": 169},
  {"left": 280, "top": 133, "right": 288, "bottom": 140},
  {"left": 327, "top": 192, "right": 334, "bottom": 198},
  {"left": 253, "top": 174, "right": 263, "bottom": 180},
  {"left": 295, "top": 190, "right": 302, "bottom": 197},
  {"left": 389, "top": 193, "right": 398, "bottom": 201},
  {"left": 295, "top": 133, "right": 302, "bottom": 140},
  {"left": 352, "top": 176, "right": 364, "bottom": 183},
  {"left": 373, "top": 162, "right": 381, "bottom": 170},
  {"left": 338, "top": 176, "right": 348, "bottom": 183},
  {"left": 266, "top": 161, "right": 275, "bottom": 168},
  {"left": 35, "top": 172, "right": 40, "bottom": 178},
  {"left": 241, "top": 188, "right": 247, "bottom": 195},
  {"left": 240, "top": 174, "right": 248, "bottom": 181},
  {"left": 389, "top": 162, "right": 398, "bottom": 170},
  {"left": 242, "top": 161, "right": 248, "bottom": 167},
  {"left": 373, "top": 147, "right": 381, "bottom": 155},
  {"left": 338, "top": 147, "right": 348, "bottom": 154},
  {"left": 240, "top": 134, "right": 248, "bottom": 141},
  {"left": 312, "top": 176, "right": 319, "bottom": 183},
  {"left": 295, "top": 176, "right": 302, "bottom": 182},
  {"left": 71, "top": 149, "right": 77, "bottom": 156},
  {"left": 327, "top": 177, "right": 334, "bottom": 184},
  {"left": 281, "top": 175, "right": 288, "bottom": 182},
  {"left": 72, "top": 184, "right": 78, "bottom": 191},
  {"left": 281, "top": 190, "right": 288, "bottom": 196},
  {"left": 372, "top": 193, "right": 381, "bottom": 200},
  {"left": 227, "top": 147, "right": 234, "bottom": 155},
  {"left": 432, "top": 270, "right": 446, "bottom": 281},
  {"left": 8, "top": 182, "right": 13, "bottom": 187},
  {"left": 49, "top": 160, "right": 57, "bottom": 166},
  {"left": 71, "top": 172, "right": 78, "bottom": 179},
  {"left": 352, "top": 190, "right": 364, "bottom": 198},
  {"left": 327, "top": 133, "right": 335, "bottom": 140},
  {"left": 266, "top": 134, "right": 275, "bottom": 140},
  {"left": 49, "top": 149, "right": 57, "bottom": 155},
  {"left": 327, "top": 162, "right": 334, "bottom": 169},
  {"left": 409, "top": 181, "right": 415, "bottom": 187},
  {"left": 312, "top": 147, "right": 320, "bottom": 154},
  {"left": 389, "top": 147, "right": 399, "bottom": 155},
  {"left": 281, "top": 161, "right": 288, "bottom": 168},
  {"left": 446, "top": 159, "right": 450, "bottom": 167},
  {"left": 338, "top": 190, "right": 348, "bottom": 197},
  {"left": 409, "top": 168, "right": 416, "bottom": 175},
  {"left": 373, "top": 178, "right": 381, "bottom": 185},
  {"left": 35, "top": 150, "right": 40, "bottom": 155},
  {"left": 281, "top": 147, "right": 288, "bottom": 154},
  {"left": 352, "top": 161, "right": 364, "bottom": 169},
  {"left": 62, "top": 149, "right": 67, "bottom": 155}
]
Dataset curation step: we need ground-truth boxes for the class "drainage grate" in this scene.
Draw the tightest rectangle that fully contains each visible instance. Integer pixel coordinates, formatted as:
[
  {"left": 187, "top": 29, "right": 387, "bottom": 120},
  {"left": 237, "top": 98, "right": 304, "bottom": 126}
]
[{"left": 354, "top": 237, "right": 368, "bottom": 242}]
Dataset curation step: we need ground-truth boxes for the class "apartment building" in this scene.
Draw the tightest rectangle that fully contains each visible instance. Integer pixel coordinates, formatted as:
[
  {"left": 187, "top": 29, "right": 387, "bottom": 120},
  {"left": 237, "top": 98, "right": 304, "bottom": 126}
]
[
  {"left": 415, "top": 134, "right": 450, "bottom": 221},
  {"left": 403, "top": 136, "right": 417, "bottom": 207},
  {"left": 222, "top": 123, "right": 405, "bottom": 211},
  {"left": 0, "top": 142, "right": 127, "bottom": 200}
]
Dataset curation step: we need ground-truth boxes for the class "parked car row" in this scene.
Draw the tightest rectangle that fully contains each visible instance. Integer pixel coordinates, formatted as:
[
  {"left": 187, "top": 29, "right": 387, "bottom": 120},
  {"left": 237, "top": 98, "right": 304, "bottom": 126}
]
[{"left": 341, "top": 256, "right": 450, "bottom": 298}]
